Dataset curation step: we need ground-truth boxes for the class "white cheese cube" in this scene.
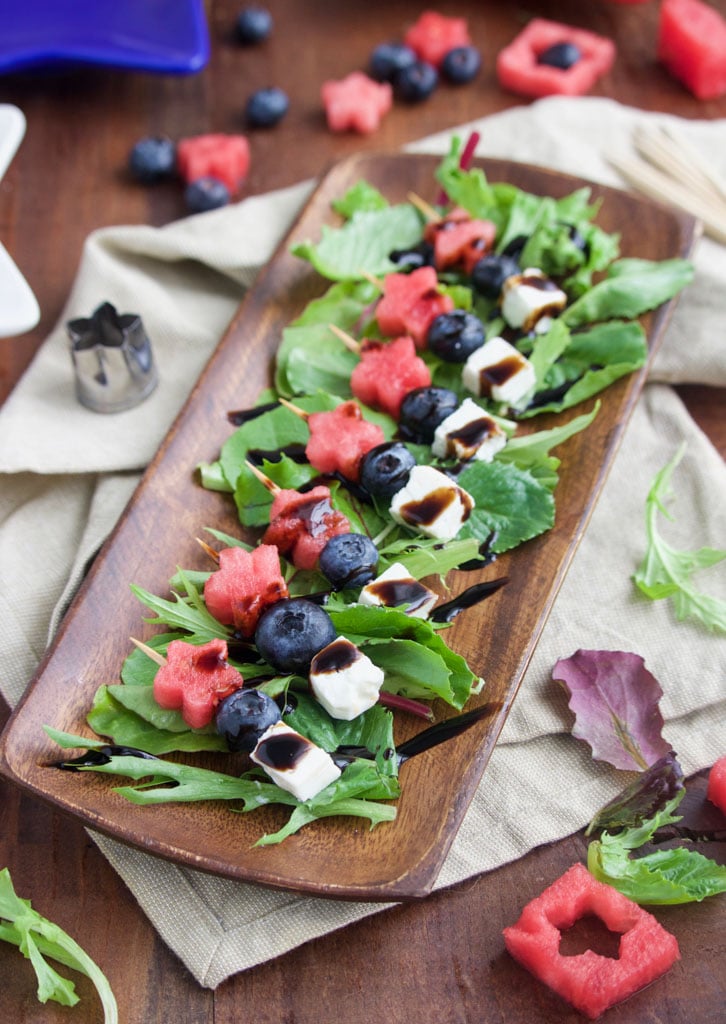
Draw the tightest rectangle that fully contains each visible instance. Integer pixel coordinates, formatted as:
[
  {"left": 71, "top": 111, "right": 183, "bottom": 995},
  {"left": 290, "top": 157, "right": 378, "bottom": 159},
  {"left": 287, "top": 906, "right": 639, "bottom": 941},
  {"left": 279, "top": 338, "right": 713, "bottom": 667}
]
[
  {"left": 251, "top": 721, "right": 341, "bottom": 801},
  {"left": 431, "top": 397, "right": 507, "bottom": 463},
  {"left": 501, "top": 268, "right": 567, "bottom": 333},
  {"left": 309, "top": 637, "right": 384, "bottom": 720},
  {"left": 462, "top": 336, "right": 536, "bottom": 407},
  {"left": 359, "top": 561, "right": 438, "bottom": 619},
  {"left": 389, "top": 465, "right": 475, "bottom": 542}
]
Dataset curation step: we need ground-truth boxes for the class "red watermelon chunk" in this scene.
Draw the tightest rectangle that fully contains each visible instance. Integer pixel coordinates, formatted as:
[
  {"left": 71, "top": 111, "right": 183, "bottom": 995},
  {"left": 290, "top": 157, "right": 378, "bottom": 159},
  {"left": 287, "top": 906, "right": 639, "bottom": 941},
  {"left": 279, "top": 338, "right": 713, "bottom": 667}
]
[
  {"left": 351, "top": 335, "right": 431, "bottom": 419},
  {"left": 203, "top": 544, "right": 289, "bottom": 638},
  {"left": 658, "top": 0, "right": 726, "bottom": 99},
  {"left": 503, "top": 863, "right": 680, "bottom": 1020},
  {"left": 404, "top": 10, "right": 471, "bottom": 69},
  {"left": 306, "top": 401, "right": 385, "bottom": 481},
  {"left": 176, "top": 133, "right": 250, "bottom": 195},
  {"left": 424, "top": 207, "right": 497, "bottom": 273},
  {"left": 376, "top": 266, "right": 454, "bottom": 347},
  {"left": 262, "top": 484, "right": 350, "bottom": 570},
  {"left": 707, "top": 754, "right": 726, "bottom": 814},
  {"left": 321, "top": 72, "right": 393, "bottom": 134},
  {"left": 153, "top": 638, "right": 244, "bottom": 729},
  {"left": 496, "top": 18, "right": 616, "bottom": 98}
]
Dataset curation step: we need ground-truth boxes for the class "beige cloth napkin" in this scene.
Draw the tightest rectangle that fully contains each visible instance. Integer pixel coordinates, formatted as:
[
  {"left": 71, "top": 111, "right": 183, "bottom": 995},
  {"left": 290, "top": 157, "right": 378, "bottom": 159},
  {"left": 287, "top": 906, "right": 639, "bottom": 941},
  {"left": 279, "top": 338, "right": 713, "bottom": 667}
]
[{"left": 1, "top": 98, "right": 725, "bottom": 987}]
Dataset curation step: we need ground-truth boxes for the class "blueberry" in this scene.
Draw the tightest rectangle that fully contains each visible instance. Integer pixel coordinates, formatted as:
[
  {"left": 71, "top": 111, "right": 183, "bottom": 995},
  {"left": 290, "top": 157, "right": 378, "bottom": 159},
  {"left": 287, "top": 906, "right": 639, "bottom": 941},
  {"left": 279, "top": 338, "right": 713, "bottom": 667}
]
[
  {"left": 441, "top": 45, "right": 482, "bottom": 85},
  {"left": 254, "top": 598, "right": 337, "bottom": 675},
  {"left": 427, "top": 311, "right": 485, "bottom": 363},
  {"left": 471, "top": 253, "right": 521, "bottom": 299},
  {"left": 184, "top": 176, "right": 231, "bottom": 213},
  {"left": 394, "top": 60, "right": 438, "bottom": 103},
  {"left": 319, "top": 533, "right": 379, "bottom": 590},
  {"left": 536, "top": 42, "right": 581, "bottom": 70},
  {"left": 398, "top": 386, "right": 460, "bottom": 444},
  {"left": 389, "top": 240, "right": 434, "bottom": 270},
  {"left": 215, "top": 688, "right": 281, "bottom": 753},
  {"left": 128, "top": 136, "right": 177, "bottom": 183},
  {"left": 359, "top": 442, "right": 417, "bottom": 499},
  {"left": 369, "top": 41, "right": 417, "bottom": 82},
  {"left": 245, "top": 86, "right": 289, "bottom": 127},
  {"left": 235, "top": 6, "right": 272, "bottom": 44}
]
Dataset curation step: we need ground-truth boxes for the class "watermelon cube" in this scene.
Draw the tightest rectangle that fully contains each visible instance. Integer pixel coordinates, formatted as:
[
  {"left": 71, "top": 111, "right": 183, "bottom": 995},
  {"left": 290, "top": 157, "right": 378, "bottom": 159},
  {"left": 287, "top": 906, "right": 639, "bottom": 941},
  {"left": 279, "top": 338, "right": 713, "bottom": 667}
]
[
  {"left": 176, "top": 133, "right": 250, "bottom": 195},
  {"left": 404, "top": 11, "right": 471, "bottom": 69},
  {"left": 306, "top": 401, "right": 385, "bottom": 481},
  {"left": 496, "top": 18, "right": 616, "bottom": 98},
  {"left": 321, "top": 72, "right": 393, "bottom": 134},
  {"left": 351, "top": 335, "right": 431, "bottom": 419},
  {"left": 707, "top": 754, "right": 726, "bottom": 814},
  {"left": 153, "top": 638, "right": 244, "bottom": 730},
  {"left": 376, "top": 265, "right": 454, "bottom": 347},
  {"left": 658, "top": 0, "right": 726, "bottom": 100},
  {"left": 503, "top": 863, "right": 680, "bottom": 1020},
  {"left": 424, "top": 207, "right": 497, "bottom": 273},
  {"left": 262, "top": 484, "right": 350, "bottom": 570},
  {"left": 203, "top": 544, "right": 289, "bottom": 638}
]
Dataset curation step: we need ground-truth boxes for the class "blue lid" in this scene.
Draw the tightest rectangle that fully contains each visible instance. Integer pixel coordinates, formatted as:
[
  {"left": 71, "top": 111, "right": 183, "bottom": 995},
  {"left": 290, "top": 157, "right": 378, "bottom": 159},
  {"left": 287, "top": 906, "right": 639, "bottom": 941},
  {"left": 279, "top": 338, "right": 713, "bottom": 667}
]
[{"left": 0, "top": 0, "right": 210, "bottom": 75}]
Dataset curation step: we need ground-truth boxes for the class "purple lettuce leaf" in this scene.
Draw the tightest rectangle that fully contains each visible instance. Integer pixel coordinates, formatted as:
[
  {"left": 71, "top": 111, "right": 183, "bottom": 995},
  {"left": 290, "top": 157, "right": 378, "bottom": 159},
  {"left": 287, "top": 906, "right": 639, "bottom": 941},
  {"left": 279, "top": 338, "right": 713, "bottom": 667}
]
[
  {"left": 552, "top": 649, "right": 671, "bottom": 770},
  {"left": 585, "top": 751, "right": 685, "bottom": 835}
]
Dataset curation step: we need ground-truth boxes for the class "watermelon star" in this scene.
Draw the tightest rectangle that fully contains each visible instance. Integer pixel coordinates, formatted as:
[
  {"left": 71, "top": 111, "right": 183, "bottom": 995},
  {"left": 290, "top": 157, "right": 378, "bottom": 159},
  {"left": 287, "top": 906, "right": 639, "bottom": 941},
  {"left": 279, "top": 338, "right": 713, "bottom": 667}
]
[{"left": 321, "top": 72, "right": 393, "bottom": 135}]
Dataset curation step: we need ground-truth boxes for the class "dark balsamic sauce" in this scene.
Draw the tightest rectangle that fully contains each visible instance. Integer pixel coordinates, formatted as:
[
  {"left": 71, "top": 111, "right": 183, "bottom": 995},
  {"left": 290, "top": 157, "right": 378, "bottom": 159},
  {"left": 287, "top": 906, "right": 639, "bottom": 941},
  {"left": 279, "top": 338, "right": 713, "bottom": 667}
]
[
  {"left": 430, "top": 576, "right": 509, "bottom": 623},
  {"left": 365, "top": 577, "right": 433, "bottom": 614},
  {"left": 479, "top": 354, "right": 526, "bottom": 395},
  {"left": 54, "top": 745, "right": 158, "bottom": 770},
  {"left": 446, "top": 415, "right": 498, "bottom": 459},
  {"left": 247, "top": 443, "right": 307, "bottom": 465},
  {"left": 226, "top": 401, "right": 279, "bottom": 426},
  {"left": 311, "top": 638, "right": 358, "bottom": 674},
  {"left": 254, "top": 731, "right": 312, "bottom": 771},
  {"left": 398, "top": 486, "right": 456, "bottom": 528}
]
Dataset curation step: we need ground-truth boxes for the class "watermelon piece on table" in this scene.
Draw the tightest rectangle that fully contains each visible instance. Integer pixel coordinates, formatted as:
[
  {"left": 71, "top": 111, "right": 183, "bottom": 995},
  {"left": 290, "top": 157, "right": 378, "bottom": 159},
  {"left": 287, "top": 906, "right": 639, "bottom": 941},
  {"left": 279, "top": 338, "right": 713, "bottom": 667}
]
[
  {"left": 424, "top": 207, "right": 497, "bottom": 273},
  {"left": 153, "top": 638, "right": 244, "bottom": 730},
  {"left": 404, "top": 10, "right": 471, "bottom": 69},
  {"left": 496, "top": 18, "right": 616, "bottom": 98},
  {"left": 203, "top": 543, "right": 289, "bottom": 638},
  {"left": 176, "top": 133, "right": 250, "bottom": 195},
  {"left": 321, "top": 72, "right": 393, "bottom": 134},
  {"left": 503, "top": 863, "right": 680, "bottom": 1020},
  {"left": 376, "top": 265, "right": 454, "bottom": 347},
  {"left": 351, "top": 335, "right": 431, "bottom": 419},
  {"left": 306, "top": 401, "right": 385, "bottom": 481},
  {"left": 262, "top": 484, "right": 350, "bottom": 570},
  {"left": 707, "top": 754, "right": 726, "bottom": 814},
  {"left": 658, "top": 0, "right": 726, "bottom": 100}
]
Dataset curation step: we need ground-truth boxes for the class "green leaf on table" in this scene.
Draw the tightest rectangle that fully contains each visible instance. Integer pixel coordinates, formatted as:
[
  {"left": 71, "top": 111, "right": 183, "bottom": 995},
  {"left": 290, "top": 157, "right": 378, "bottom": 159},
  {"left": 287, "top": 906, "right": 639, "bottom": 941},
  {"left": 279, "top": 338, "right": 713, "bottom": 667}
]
[
  {"left": 0, "top": 868, "right": 118, "bottom": 1023},
  {"left": 633, "top": 443, "right": 726, "bottom": 632},
  {"left": 586, "top": 751, "right": 685, "bottom": 835},
  {"left": 587, "top": 793, "right": 726, "bottom": 904}
]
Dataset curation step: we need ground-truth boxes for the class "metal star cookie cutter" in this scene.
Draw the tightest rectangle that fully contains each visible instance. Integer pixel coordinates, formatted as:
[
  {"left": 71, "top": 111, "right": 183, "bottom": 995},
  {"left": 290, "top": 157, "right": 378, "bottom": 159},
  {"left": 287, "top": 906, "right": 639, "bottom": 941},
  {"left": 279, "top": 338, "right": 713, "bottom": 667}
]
[{"left": 67, "top": 301, "right": 158, "bottom": 413}]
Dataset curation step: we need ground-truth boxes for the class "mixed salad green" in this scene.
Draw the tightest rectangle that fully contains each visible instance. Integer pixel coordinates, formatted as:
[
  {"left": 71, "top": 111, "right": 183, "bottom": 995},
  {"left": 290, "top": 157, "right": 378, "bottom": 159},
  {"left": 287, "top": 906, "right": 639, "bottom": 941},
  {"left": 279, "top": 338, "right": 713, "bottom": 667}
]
[{"left": 49, "top": 140, "right": 695, "bottom": 845}]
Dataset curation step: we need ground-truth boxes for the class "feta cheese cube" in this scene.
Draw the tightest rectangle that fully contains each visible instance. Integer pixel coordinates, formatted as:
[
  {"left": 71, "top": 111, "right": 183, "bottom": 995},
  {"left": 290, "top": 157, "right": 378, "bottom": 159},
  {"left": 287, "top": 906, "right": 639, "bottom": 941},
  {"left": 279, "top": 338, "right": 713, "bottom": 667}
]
[
  {"left": 309, "top": 637, "right": 384, "bottom": 720},
  {"left": 462, "top": 336, "right": 536, "bottom": 407},
  {"left": 389, "top": 465, "right": 474, "bottom": 541},
  {"left": 501, "top": 268, "right": 567, "bottom": 333},
  {"left": 359, "top": 561, "right": 438, "bottom": 618},
  {"left": 431, "top": 397, "right": 507, "bottom": 462},
  {"left": 251, "top": 721, "right": 341, "bottom": 801}
]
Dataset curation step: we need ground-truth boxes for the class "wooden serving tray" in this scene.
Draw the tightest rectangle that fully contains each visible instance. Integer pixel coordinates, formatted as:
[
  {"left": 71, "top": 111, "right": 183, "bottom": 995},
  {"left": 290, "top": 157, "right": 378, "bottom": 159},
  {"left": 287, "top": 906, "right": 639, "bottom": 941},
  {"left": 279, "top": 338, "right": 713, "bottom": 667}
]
[{"left": 0, "top": 153, "right": 697, "bottom": 900}]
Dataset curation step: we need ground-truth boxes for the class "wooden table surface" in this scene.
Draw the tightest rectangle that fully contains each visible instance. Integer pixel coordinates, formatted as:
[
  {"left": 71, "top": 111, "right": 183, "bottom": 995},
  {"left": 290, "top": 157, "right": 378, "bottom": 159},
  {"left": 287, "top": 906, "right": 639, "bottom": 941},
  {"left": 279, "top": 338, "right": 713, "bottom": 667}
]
[{"left": 1, "top": 2, "right": 724, "bottom": 1021}]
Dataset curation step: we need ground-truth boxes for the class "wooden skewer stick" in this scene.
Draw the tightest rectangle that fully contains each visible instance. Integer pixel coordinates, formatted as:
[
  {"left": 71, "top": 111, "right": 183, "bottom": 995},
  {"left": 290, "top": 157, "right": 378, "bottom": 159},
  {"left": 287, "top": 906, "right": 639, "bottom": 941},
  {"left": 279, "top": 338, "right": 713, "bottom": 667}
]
[
  {"left": 130, "top": 637, "right": 167, "bottom": 667},
  {"left": 407, "top": 190, "right": 440, "bottom": 223},
  {"left": 244, "top": 459, "right": 282, "bottom": 495},
  {"left": 328, "top": 322, "right": 361, "bottom": 354},
  {"left": 361, "top": 269, "right": 384, "bottom": 292},
  {"left": 195, "top": 537, "right": 220, "bottom": 563},
  {"left": 278, "top": 396, "right": 309, "bottom": 420},
  {"left": 633, "top": 125, "right": 726, "bottom": 213}
]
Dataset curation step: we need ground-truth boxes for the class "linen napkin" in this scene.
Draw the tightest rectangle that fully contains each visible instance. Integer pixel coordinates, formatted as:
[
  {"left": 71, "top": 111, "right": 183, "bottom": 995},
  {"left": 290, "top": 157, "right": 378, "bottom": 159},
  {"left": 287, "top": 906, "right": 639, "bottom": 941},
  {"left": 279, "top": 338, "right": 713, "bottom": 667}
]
[{"left": 1, "top": 97, "right": 725, "bottom": 988}]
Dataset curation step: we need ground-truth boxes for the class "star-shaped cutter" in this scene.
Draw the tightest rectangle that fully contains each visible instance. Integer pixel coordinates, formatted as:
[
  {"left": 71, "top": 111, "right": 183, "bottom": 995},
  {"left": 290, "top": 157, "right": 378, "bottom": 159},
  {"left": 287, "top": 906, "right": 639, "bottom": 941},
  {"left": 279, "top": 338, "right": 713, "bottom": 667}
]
[
  {"left": 0, "top": 0, "right": 209, "bottom": 75},
  {"left": 0, "top": 104, "right": 40, "bottom": 338}
]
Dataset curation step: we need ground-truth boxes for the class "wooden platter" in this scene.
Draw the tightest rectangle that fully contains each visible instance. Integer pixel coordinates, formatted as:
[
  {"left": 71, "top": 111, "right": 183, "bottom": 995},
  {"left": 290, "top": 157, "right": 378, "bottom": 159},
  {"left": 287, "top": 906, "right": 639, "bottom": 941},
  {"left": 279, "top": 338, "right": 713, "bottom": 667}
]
[{"left": 0, "top": 153, "right": 697, "bottom": 901}]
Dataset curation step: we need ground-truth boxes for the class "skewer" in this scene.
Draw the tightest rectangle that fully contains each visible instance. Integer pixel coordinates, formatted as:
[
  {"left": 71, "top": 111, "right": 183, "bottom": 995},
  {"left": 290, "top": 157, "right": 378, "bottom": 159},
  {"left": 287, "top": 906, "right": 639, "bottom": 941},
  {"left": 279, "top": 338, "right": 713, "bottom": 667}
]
[
  {"left": 632, "top": 124, "right": 726, "bottom": 212},
  {"left": 407, "top": 190, "right": 440, "bottom": 222},
  {"left": 278, "top": 396, "right": 309, "bottom": 421},
  {"left": 130, "top": 636, "right": 167, "bottom": 667},
  {"left": 244, "top": 459, "right": 282, "bottom": 495},
  {"left": 361, "top": 269, "right": 384, "bottom": 292},
  {"left": 195, "top": 537, "right": 220, "bottom": 563},
  {"left": 328, "top": 322, "right": 361, "bottom": 354}
]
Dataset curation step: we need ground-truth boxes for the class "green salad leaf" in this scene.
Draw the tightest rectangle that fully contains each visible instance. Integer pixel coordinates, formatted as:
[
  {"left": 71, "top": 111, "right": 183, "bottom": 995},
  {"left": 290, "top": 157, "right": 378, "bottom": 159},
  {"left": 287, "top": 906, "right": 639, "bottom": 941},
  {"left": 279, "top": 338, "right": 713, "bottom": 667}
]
[
  {"left": 587, "top": 793, "right": 726, "bottom": 904},
  {"left": 633, "top": 444, "right": 726, "bottom": 632},
  {"left": 0, "top": 868, "right": 118, "bottom": 1022},
  {"left": 563, "top": 257, "right": 694, "bottom": 326}
]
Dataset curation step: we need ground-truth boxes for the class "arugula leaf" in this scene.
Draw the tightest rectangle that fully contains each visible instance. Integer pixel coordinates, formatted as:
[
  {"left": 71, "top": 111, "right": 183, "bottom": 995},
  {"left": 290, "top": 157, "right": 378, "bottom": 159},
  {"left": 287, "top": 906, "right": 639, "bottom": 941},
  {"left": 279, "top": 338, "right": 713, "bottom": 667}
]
[
  {"left": 87, "top": 686, "right": 228, "bottom": 754},
  {"left": 457, "top": 458, "right": 556, "bottom": 553},
  {"left": 332, "top": 180, "right": 388, "bottom": 217},
  {"left": 498, "top": 403, "right": 599, "bottom": 469},
  {"left": 587, "top": 793, "right": 726, "bottom": 904},
  {"left": 633, "top": 444, "right": 726, "bottom": 632},
  {"left": 586, "top": 751, "right": 685, "bottom": 836},
  {"left": 291, "top": 204, "right": 423, "bottom": 280},
  {"left": 563, "top": 257, "right": 694, "bottom": 327},
  {"left": 0, "top": 868, "right": 118, "bottom": 1022},
  {"left": 131, "top": 575, "right": 229, "bottom": 642}
]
